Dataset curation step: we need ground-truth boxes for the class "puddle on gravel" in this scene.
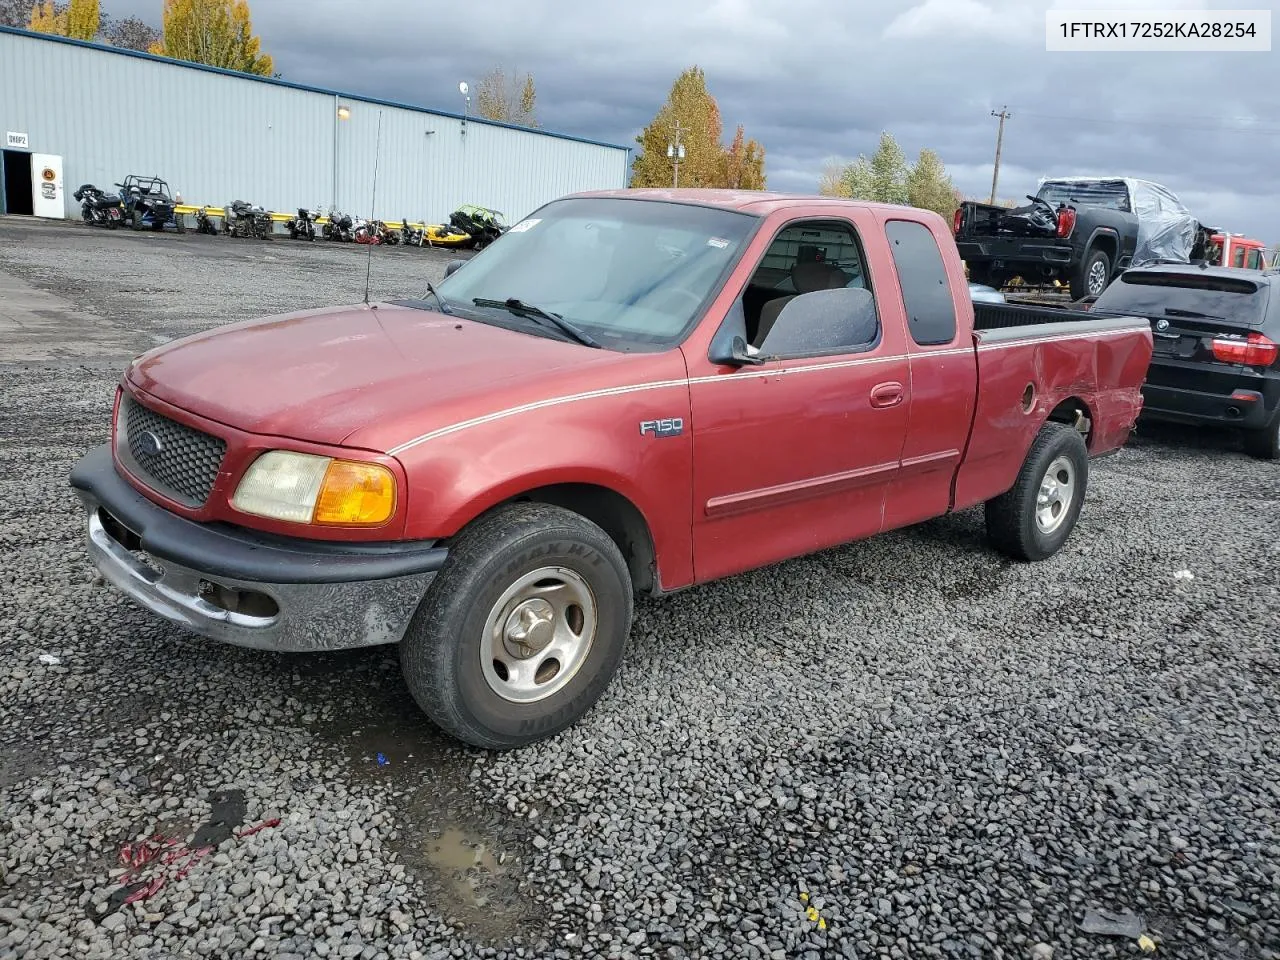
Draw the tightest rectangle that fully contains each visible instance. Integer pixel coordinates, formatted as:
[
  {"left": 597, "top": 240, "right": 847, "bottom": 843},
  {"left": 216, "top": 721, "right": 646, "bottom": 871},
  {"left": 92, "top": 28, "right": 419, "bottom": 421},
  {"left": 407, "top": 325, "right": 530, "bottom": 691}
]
[{"left": 304, "top": 651, "right": 537, "bottom": 943}]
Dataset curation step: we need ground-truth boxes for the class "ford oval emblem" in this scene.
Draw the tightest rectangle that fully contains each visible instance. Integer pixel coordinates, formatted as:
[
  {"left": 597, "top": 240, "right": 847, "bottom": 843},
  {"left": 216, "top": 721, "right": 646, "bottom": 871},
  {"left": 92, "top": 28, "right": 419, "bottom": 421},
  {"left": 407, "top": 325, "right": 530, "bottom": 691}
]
[
  {"left": 1155, "top": 318, "right": 1169, "bottom": 332},
  {"left": 136, "top": 430, "right": 164, "bottom": 458}
]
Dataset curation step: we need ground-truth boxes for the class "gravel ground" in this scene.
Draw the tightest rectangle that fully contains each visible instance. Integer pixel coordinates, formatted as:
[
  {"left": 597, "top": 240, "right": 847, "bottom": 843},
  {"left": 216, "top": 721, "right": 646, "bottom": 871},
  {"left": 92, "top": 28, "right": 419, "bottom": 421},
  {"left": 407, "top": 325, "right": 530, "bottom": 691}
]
[{"left": 0, "top": 216, "right": 1277, "bottom": 960}]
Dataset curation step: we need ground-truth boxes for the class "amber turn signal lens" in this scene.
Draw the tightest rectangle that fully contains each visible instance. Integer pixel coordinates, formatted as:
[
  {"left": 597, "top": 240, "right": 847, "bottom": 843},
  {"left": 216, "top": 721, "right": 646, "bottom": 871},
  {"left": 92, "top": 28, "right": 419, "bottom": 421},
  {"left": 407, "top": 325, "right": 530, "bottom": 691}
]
[{"left": 312, "top": 460, "right": 396, "bottom": 525}]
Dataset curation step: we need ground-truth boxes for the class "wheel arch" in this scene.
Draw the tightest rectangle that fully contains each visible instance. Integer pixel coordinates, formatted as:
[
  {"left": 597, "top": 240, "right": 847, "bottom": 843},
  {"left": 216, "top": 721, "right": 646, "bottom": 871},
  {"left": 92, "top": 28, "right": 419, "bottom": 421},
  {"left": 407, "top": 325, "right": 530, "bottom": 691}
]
[
  {"left": 1045, "top": 395, "right": 1095, "bottom": 451},
  {"left": 1086, "top": 228, "right": 1120, "bottom": 263},
  {"left": 435, "top": 479, "right": 661, "bottom": 597}
]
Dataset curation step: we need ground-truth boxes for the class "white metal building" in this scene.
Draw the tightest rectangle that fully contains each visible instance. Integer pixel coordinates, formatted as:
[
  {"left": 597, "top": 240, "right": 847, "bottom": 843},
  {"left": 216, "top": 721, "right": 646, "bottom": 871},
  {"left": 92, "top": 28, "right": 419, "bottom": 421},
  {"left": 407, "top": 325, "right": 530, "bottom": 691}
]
[{"left": 0, "top": 26, "right": 630, "bottom": 224}]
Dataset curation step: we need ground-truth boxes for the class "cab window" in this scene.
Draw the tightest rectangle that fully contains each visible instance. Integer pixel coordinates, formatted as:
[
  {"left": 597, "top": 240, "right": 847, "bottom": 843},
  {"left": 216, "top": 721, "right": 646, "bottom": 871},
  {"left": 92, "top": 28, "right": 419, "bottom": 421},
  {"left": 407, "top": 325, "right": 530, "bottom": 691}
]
[{"left": 735, "top": 219, "right": 878, "bottom": 356}]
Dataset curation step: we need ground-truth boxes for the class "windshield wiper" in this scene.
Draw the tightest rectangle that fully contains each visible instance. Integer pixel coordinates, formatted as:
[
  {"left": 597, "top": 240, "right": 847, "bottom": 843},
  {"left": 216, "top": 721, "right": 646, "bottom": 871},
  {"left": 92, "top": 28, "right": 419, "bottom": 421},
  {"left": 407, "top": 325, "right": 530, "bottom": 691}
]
[
  {"left": 420, "top": 281, "right": 453, "bottom": 315},
  {"left": 472, "top": 297, "right": 600, "bottom": 348},
  {"left": 1164, "top": 307, "right": 1225, "bottom": 320}
]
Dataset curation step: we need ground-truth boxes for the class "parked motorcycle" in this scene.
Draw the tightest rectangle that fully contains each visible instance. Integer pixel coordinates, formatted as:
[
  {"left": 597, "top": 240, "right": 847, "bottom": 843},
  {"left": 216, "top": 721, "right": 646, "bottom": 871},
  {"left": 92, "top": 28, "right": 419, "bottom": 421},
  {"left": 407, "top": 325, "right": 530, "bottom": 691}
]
[
  {"left": 352, "top": 217, "right": 379, "bottom": 244},
  {"left": 323, "top": 210, "right": 354, "bottom": 242},
  {"left": 72, "top": 184, "right": 125, "bottom": 228},
  {"left": 286, "top": 207, "right": 318, "bottom": 241},
  {"left": 223, "top": 200, "right": 272, "bottom": 239},
  {"left": 399, "top": 218, "right": 424, "bottom": 246},
  {"left": 192, "top": 206, "right": 219, "bottom": 235}
]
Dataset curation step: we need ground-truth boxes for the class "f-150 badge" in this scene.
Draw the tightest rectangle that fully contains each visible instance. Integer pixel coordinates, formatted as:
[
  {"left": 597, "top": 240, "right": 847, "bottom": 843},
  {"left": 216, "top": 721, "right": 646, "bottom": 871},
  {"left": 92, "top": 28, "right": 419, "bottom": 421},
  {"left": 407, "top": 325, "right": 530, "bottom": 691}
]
[{"left": 639, "top": 418, "right": 684, "bottom": 438}]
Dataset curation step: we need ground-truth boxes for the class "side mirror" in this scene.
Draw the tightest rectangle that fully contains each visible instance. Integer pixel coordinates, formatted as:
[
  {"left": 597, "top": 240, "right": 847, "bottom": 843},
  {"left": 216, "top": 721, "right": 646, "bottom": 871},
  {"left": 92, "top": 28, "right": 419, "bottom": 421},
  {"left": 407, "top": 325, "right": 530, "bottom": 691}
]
[
  {"left": 708, "top": 334, "right": 764, "bottom": 367},
  {"left": 444, "top": 259, "right": 466, "bottom": 278}
]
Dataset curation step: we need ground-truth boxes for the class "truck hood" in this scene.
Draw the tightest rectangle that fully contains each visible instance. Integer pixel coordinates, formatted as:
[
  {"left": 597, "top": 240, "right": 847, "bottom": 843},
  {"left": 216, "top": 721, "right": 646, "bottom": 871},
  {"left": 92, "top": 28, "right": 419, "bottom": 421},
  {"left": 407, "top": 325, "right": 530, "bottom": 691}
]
[{"left": 126, "top": 301, "right": 636, "bottom": 449}]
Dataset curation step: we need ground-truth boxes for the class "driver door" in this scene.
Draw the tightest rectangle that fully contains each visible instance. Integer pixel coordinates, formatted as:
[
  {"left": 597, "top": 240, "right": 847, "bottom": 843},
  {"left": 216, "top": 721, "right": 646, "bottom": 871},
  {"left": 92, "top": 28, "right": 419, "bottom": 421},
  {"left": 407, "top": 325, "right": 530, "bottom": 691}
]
[{"left": 685, "top": 211, "right": 911, "bottom": 583}]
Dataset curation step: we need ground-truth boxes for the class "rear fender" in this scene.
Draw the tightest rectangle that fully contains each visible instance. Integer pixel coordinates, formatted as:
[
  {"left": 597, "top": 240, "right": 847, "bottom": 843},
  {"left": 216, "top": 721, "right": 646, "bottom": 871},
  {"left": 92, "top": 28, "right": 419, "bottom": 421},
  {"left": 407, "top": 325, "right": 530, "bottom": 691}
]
[{"left": 952, "top": 319, "right": 1151, "bottom": 510}]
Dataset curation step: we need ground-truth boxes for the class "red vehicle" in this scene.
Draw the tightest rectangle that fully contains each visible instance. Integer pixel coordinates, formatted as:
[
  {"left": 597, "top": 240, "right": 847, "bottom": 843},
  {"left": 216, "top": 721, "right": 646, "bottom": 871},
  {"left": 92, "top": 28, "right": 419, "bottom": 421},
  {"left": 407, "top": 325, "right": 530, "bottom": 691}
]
[
  {"left": 69, "top": 190, "right": 1154, "bottom": 749},
  {"left": 1202, "top": 232, "right": 1270, "bottom": 271}
]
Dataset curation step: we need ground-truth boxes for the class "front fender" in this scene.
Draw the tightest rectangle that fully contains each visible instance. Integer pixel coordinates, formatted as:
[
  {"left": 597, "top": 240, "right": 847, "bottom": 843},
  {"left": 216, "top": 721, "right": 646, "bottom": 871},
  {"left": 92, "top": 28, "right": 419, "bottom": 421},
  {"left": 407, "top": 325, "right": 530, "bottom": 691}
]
[{"left": 394, "top": 385, "right": 695, "bottom": 588}]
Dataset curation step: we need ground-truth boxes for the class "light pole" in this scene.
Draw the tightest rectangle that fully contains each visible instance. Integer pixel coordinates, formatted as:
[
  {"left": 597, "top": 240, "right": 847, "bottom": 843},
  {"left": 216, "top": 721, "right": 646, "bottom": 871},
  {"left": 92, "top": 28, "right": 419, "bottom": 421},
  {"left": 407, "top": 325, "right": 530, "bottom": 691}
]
[
  {"left": 667, "top": 121, "right": 686, "bottom": 188},
  {"left": 459, "top": 81, "right": 471, "bottom": 136},
  {"left": 989, "top": 106, "right": 1010, "bottom": 205}
]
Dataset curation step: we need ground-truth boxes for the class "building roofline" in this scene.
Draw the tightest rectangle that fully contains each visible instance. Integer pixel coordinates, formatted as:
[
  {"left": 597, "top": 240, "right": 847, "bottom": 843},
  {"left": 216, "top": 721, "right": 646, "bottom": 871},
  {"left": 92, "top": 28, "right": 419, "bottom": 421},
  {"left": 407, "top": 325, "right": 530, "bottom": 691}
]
[{"left": 0, "top": 25, "right": 631, "bottom": 153}]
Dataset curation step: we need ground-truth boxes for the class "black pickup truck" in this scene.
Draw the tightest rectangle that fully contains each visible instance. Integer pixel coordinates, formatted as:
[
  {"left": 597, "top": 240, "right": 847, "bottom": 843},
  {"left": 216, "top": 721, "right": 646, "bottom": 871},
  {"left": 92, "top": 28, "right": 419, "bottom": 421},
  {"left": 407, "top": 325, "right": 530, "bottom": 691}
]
[{"left": 954, "top": 177, "right": 1198, "bottom": 301}]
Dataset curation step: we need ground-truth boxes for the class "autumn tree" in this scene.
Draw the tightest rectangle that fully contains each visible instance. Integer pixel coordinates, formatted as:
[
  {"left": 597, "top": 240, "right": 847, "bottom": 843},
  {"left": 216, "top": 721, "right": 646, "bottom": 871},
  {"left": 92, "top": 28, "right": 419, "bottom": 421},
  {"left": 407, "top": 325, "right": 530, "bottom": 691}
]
[
  {"left": 0, "top": 0, "right": 30, "bottom": 27},
  {"left": 102, "top": 13, "right": 161, "bottom": 50},
  {"left": 27, "top": 1, "right": 66, "bottom": 33},
  {"left": 26, "top": 0, "right": 97, "bottom": 38},
  {"left": 474, "top": 65, "right": 538, "bottom": 127},
  {"left": 150, "top": 0, "right": 273, "bottom": 76},
  {"left": 631, "top": 66, "right": 767, "bottom": 190},
  {"left": 720, "top": 125, "right": 766, "bottom": 190}
]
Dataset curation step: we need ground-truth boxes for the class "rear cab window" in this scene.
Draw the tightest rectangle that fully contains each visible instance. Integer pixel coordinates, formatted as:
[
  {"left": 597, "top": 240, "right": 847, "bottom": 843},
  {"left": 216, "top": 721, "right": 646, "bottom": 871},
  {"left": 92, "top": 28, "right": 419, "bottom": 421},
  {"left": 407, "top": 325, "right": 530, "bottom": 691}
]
[{"left": 884, "top": 219, "right": 957, "bottom": 346}]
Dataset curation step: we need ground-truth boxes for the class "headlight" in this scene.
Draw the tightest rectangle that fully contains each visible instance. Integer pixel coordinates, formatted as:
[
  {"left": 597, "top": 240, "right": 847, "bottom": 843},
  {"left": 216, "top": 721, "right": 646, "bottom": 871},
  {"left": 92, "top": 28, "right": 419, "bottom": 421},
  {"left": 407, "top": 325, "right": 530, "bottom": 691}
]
[{"left": 231, "top": 451, "right": 396, "bottom": 526}]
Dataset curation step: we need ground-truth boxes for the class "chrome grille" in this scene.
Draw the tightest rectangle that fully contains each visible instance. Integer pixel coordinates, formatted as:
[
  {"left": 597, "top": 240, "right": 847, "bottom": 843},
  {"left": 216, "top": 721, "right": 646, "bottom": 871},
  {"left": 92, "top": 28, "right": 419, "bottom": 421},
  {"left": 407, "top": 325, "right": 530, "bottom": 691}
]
[{"left": 118, "top": 395, "right": 226, "bottom": 507}]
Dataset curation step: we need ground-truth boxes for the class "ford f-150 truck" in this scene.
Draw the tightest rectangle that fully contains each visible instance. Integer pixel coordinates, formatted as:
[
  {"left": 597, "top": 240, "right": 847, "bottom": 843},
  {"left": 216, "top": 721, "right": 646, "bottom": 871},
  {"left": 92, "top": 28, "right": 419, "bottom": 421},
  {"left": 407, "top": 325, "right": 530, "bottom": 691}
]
[{"left": 69, "top": 189, "right": 1154, "bottom": 749}]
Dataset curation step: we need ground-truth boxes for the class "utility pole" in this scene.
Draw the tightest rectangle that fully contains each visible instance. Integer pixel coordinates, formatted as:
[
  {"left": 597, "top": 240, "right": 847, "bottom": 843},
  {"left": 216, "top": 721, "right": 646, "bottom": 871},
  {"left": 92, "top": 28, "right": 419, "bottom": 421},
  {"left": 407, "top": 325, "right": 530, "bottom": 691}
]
[
  {"left": 989, "top": 106, "right": 1010, "bottom": 204},
  {"left": 667, "top": 121, "right": 686, "bottom": 188}
]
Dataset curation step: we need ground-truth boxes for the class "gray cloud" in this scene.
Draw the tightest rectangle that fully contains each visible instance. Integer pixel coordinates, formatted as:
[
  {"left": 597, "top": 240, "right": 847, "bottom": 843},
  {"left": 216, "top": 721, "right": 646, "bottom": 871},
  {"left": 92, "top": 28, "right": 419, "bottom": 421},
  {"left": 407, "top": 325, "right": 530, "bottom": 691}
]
[{"left": 108, "top": 0, "right": 1280, "bottom": 239}]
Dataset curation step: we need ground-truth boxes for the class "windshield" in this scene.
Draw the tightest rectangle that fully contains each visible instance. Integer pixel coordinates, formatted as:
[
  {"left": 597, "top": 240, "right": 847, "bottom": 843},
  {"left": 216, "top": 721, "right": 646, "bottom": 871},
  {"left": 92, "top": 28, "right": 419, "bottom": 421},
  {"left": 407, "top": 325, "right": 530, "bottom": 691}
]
[
  {"left": 1093, "top": 271, "right": 1268, "bottom": 326},
  {"left": 1038, "top": 179, "right": 1130, "bottom": 212},
  {"left": 431, "top": 197, "right": 759, "bottom": 349}
]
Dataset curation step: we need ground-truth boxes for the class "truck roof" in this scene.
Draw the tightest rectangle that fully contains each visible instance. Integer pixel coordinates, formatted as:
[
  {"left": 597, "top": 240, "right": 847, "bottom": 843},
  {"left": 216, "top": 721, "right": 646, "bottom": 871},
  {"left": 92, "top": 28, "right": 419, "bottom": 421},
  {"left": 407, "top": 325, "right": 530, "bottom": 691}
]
[{"left": 563, "top": 187, "right": 938, "bottom": 218}]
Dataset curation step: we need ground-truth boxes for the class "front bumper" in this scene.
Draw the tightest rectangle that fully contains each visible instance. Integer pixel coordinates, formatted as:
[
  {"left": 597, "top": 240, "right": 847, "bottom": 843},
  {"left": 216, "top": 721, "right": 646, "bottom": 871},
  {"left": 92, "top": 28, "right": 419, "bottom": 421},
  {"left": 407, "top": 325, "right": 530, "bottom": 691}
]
[{"left": 69, "top": 444, "right": 447, "bottom": 653}]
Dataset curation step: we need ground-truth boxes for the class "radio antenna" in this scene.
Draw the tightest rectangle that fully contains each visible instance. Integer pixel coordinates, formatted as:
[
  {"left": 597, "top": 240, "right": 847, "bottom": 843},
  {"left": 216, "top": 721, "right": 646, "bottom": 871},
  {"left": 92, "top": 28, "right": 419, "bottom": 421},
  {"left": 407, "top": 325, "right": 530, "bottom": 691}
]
[{"left": 363, "top": 109, "right": 383, "bottom": 305}]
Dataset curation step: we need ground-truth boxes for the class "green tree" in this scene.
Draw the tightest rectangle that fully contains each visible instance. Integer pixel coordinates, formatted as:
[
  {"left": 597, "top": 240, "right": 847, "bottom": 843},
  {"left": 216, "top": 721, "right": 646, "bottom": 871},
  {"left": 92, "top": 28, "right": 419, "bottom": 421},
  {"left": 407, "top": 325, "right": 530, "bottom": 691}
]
[
  {"left": 631, "top": 66, "right": 766, "bottom": 190},
  {"left": 150, "top": 0, "right": 273, "bottom": 76},
  {"left": 475, "top": 65, "right": 538, "bottom": 127},
  {"left": 869, "top": 132, "right": 910, "bottom": 205},
  {"left": 906, "top": 148, "right": 959, "bottom": 218},
  {"left": 0, "top": 0, "right": 31, "bottom": 27}
]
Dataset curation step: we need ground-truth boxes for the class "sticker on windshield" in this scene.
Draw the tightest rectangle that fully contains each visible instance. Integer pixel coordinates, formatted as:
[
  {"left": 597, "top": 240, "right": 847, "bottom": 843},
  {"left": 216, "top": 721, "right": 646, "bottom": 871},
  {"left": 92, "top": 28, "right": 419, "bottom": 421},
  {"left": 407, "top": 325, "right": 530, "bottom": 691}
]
[
  {"left": 707, "top": 237, "right": 729, "bottom": 249},
  {"left": 508, "top": 218, "right": 541, "bottom": 233}
]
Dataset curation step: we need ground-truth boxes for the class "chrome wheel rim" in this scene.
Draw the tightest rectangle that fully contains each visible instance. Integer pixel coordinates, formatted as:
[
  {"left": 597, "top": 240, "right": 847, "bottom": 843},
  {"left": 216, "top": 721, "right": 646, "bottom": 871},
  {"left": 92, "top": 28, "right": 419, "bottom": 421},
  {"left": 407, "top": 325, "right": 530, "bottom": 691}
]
[
  {"left": 1036, "top": 456, "right": 1075, "bottom": 534},
  {"left": 1087, "top": 260, "right": 1107, "bottom": 295},
  {"left": 480, "top": 566, "right": 597, "bottom": 704}
]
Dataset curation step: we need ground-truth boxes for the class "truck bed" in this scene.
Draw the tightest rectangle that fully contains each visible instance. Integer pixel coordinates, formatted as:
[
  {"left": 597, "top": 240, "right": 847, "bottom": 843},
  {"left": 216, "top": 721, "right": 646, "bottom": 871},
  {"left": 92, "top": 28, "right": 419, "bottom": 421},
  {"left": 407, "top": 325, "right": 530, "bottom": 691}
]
[{"left": 972, "top": 301, "right": 1100, "bottom": 331}]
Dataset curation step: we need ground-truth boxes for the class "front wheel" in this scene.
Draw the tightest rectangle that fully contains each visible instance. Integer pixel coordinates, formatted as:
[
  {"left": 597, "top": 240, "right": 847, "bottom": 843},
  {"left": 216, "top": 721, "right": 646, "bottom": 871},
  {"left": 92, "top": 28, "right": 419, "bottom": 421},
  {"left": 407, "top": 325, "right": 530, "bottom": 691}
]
[
  {"left": 400, "top": 502, "right": 633, "bottom": 750},
  {"left": 985, "top": 422, "right": 1089, "bottom": 562},
  {"left": 1243, "top": 410, "right": 1280, "bottom": 460}
]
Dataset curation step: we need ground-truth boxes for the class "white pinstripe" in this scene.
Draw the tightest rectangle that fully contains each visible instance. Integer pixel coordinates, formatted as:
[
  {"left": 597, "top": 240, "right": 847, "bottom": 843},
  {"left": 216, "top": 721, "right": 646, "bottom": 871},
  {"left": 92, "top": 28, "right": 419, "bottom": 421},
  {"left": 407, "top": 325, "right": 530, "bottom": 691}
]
[{"left": 385, "top": 324, "right": 1147, "bottom": 455}]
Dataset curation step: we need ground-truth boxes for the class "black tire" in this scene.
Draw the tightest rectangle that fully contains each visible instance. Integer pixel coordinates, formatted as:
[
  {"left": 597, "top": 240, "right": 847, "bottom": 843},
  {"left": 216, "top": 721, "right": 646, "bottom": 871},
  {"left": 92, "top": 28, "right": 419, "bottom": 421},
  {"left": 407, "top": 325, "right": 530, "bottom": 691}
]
[
  {"left": 985, "top": 422, "right": 1089, "bottom": 562},
  {"left": 400, "top": 502, "right": 633, "bottom": 750},
  {"left": 1243, "top": 409, "right": 1280, "bottom": 460},
  {"left": 175, "top": 215, "right": 186, "bottom": 234},
  {"left": 1071, "top": 247, "right": 1111, "bottom": 300},
  {"left": 131, "top": 210, "right": 145, "bottom": 231}
]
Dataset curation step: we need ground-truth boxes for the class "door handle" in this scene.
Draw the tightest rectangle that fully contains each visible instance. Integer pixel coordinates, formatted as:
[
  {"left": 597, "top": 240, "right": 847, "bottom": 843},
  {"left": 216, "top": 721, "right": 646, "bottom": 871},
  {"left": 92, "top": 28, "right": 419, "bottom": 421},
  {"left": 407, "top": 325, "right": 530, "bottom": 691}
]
[{"left": 870, "top": 382, "right": 904, "bottom": 408}]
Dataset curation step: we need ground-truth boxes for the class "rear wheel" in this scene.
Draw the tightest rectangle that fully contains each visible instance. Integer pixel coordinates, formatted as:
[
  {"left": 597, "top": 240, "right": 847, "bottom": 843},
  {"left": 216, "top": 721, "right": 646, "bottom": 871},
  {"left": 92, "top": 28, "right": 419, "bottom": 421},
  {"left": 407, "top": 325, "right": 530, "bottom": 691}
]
[
  {"left": 985, "top": 422, "right": 1089, "bottom": 561},
  {"left": 1243, "top": 410, "right": 1280, "bottom": 460},
  {"left": 400, "top": 502, "right": 633, "bottom": 750},
  {"left": 1072, "top": 247, "right": 1111, "bottom": 300}
]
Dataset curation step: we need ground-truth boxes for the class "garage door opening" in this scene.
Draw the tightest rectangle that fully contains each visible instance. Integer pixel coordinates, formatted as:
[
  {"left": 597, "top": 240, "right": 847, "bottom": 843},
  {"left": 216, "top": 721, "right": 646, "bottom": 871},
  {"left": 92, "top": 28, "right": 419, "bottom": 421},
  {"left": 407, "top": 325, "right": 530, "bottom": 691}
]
[{"left": 2, "top": 151, "right": 34, "bottom": 215}]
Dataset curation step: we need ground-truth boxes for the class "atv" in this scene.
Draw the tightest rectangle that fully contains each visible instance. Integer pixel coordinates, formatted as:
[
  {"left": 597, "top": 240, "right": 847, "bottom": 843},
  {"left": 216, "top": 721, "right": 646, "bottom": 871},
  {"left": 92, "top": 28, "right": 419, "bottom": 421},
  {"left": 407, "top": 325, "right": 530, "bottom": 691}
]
[{"left": 116, "top": 174, "right": 185, "bottom": 233}]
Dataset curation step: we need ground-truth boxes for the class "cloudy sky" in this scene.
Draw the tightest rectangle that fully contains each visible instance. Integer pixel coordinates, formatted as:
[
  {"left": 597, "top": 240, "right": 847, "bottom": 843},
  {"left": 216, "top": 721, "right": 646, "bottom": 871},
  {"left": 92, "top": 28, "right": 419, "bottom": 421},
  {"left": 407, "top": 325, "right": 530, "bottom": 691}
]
[{"left": 110, "top": 0, "right": 1278, "bottom": 239}]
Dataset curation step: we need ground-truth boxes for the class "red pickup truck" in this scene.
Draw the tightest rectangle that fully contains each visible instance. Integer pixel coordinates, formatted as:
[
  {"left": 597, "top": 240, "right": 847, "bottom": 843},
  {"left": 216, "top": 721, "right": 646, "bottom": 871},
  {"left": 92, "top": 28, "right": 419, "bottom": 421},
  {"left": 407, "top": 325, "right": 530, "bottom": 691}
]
[{"left": 70, "top": 189, "right": 1153, "bottom": 749}]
